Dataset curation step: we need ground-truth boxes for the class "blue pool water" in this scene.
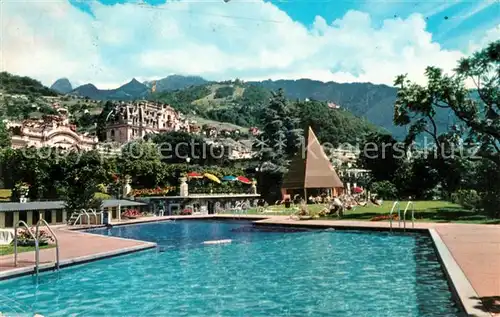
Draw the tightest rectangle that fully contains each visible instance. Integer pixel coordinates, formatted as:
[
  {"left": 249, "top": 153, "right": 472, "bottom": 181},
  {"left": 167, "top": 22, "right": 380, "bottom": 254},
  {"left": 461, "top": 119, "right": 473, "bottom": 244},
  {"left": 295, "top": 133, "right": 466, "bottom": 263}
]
[{"left": 0, "top": 220, "right": 461, "bottom": 316}]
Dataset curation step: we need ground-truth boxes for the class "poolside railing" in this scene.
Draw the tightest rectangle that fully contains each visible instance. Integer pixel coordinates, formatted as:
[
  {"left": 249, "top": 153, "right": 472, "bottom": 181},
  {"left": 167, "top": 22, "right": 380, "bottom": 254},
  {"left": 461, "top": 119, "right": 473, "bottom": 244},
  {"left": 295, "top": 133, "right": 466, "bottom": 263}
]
[
  {"left": 403, "top": 201, "right": 415, "bottom": 230},
  {"left": 13, "top": 220, "right": 39, "bottom": 270},
  {"left": 13, "top": 219, "right": 60, "bottom": 276},
  {"left": 36, "top": 219, "right": 60, "bottom": 271},
  {"left": 389, "top": 201, "right": 401, "bottom": 231},
  {"left": 69, "top": 209, "right": 102, "bottom": 226}
]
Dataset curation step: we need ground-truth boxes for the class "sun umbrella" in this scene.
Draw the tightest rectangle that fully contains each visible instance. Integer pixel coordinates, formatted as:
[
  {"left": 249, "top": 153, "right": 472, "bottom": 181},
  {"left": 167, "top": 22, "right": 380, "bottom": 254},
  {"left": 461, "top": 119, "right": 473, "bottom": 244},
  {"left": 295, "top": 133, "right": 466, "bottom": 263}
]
[
  {"left": 222, "top": 175, "right": 237, "bottom": 181},
  {"left": 237, "top": 176, "right": 252, "bottom": 184},
  {"left": 204, "top": 173, "right": 221, "bottom": 184},
  {"left": 187, "top": 172, "right": 203, "bottom": 179},
  {"left": 352, "top": 186, "right": 363, "bottom": 194}
]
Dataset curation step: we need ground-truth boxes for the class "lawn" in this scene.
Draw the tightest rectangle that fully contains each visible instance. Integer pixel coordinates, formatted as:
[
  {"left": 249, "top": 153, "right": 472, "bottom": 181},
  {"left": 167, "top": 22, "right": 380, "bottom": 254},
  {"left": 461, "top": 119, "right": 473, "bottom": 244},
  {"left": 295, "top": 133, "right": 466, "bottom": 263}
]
[
  {"left": 0, "top": 244, "right": 55, "bottom": 256},
  {"left": 229, "top": 200, "right": 500, "bottom": 224}
]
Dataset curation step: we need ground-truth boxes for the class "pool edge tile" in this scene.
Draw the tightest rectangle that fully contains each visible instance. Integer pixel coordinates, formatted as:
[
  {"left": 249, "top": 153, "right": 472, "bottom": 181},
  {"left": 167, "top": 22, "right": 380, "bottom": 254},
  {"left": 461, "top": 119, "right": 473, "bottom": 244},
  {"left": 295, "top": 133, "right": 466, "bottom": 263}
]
[
  {"left": 429, "top": 229, "right": 489, "bottom": 317},
  {"left": 0, "top": 242, "right": 156, "bottom": 281}
]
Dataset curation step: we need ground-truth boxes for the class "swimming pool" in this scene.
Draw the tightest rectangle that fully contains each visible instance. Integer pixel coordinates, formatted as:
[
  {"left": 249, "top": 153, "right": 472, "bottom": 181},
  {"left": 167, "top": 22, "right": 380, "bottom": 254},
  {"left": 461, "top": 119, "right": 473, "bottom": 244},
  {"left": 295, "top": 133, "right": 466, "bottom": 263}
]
[{"left": 0, "top": 220, "right": 461, "bottom": 316}]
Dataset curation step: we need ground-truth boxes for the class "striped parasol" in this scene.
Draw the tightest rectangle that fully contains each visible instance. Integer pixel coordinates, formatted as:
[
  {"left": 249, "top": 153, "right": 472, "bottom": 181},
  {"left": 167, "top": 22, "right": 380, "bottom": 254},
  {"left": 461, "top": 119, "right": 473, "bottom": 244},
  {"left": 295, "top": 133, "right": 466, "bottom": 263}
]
[
  {"left": 237, "top": 176, "right": 252, "bottom": 184},
  {"left": 204, "top": 173, "right": 221, "bottom": 184},
  {"left": 187, "top": 172, "right": 203, "bottom": 179}
]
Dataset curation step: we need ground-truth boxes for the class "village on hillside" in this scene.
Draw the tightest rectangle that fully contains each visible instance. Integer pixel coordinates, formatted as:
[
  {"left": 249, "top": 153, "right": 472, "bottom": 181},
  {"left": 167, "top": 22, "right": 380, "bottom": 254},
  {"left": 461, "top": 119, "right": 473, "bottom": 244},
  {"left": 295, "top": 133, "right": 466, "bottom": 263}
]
[
  {"left": 1, "top": 94, "right": 258, "bottom": 160},
  {"left": 0, "top": 90, "right": 362, "bottom": 164}
]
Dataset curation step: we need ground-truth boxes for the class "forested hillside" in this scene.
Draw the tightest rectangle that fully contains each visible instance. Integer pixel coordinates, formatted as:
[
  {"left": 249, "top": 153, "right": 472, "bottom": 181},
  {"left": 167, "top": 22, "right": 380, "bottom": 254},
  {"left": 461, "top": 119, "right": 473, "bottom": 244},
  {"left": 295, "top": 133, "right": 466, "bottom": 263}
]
[
  {"left": 0, "top": 72, "right": 58, "bottom": 96},
  {"left": 151, "top": 82, "right": 379, "bottom": 145}
]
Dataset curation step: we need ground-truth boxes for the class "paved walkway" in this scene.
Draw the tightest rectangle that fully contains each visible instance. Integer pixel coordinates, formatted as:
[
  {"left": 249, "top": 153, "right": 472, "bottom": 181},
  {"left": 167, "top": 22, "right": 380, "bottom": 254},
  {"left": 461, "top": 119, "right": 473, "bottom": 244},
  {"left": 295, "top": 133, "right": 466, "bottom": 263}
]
[
  {"left": 1, "top": 215, "right": 498, "bottom": 315},
  {"left": 0, "top": 228, "right": 155, "bottom": 276}
]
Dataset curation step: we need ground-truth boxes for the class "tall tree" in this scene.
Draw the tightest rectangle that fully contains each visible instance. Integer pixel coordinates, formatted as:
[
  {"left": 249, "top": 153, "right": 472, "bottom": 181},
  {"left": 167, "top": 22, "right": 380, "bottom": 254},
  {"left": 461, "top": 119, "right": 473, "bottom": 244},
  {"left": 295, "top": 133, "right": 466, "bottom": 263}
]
[
  {"left": 256, "top": 89, "right": 302, "bottom": 168},
  {"left": 393, "top": 40, "right": 499, "bottom": 216},
  {"left": 152, "top": 131, "right": 228, "bottom": 166},
  {"left": 358, "top": 132, "right": 405, "bottom": 182},
  {"left": 117, "top": 140, "right": 165, "bottom": 188},
  {"left": 62, "top": 150, "right": 115, "bottom": 215},
  {"left": 394, "top": 40, "right": 499, "bottom": 166}
]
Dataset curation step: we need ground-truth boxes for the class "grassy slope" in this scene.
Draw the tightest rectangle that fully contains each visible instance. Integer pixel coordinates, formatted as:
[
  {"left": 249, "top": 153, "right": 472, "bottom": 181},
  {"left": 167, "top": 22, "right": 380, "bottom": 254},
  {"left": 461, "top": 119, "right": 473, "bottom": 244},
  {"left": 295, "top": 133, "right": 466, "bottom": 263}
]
[
  {"left": 187, "top": 116, "right": 248, "bottom": 132},
  {"left": 233, "top": 200, "right": 499, "bottom": 224},
  {"left": 185, "top": 83, "right": 250, "bottom": 131},
  {"left": 192, "top": 84, "right": 244, "bottom": 108}
]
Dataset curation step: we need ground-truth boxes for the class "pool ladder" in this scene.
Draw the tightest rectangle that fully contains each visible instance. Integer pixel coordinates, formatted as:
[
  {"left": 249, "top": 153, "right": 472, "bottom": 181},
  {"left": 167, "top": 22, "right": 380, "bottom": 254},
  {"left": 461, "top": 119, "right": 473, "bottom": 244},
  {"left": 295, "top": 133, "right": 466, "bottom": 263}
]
[
  {"left": 389, "top": 201, "right": 415, "bottom": 232},
  {"left": 70, "top": 208, "right": 102, "bottom": 226},
  {"left": 13, "top": 219, "right": 60, "bottom": 276}
]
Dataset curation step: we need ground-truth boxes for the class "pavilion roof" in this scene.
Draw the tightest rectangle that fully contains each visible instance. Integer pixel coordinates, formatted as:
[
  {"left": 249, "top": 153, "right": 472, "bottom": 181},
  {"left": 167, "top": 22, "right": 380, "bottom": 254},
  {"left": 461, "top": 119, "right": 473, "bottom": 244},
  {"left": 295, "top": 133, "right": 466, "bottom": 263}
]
[{"left": 282, "top": 127, "right": 343, "bottom": 189}]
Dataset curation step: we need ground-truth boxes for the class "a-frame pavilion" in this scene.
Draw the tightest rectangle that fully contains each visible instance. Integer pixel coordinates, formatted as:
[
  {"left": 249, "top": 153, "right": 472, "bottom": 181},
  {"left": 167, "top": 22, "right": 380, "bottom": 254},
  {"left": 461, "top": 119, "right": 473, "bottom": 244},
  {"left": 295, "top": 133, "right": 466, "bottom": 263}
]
[{"left": 281, "top": 127, "right": 344, "bottom": 200}]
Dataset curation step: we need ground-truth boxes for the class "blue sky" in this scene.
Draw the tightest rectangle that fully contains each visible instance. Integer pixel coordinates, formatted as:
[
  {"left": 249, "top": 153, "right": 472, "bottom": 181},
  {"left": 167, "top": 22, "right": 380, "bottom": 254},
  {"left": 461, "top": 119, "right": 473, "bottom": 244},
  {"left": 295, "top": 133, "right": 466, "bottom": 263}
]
[
  {"left": 278, "top": 0, "right": 498, "bottom": 47},
  {"left": 3, "top": 0, "right": 499, "bottom": 88},
  {"left": 71, "top": 0, "right": 499, "bottom": 50}
]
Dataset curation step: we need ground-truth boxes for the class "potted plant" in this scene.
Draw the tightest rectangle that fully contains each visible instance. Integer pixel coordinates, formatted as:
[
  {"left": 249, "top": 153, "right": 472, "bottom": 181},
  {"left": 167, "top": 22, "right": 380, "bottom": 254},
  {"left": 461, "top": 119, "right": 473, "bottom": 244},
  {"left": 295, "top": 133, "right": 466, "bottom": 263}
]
[{"left": 14, "top": 182, "right": 30, "bottom": 202}]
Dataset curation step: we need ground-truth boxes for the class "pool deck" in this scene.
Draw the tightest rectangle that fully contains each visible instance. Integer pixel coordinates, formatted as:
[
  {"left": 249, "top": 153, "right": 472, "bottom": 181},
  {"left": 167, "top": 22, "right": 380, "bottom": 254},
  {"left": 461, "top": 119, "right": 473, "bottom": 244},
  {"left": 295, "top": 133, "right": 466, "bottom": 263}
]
[
  {"left": 0, "top": 227, "right": 156, "bottom": 279},
  {"left": 0, "top": 215, "right": 498, "bottom": 316}
]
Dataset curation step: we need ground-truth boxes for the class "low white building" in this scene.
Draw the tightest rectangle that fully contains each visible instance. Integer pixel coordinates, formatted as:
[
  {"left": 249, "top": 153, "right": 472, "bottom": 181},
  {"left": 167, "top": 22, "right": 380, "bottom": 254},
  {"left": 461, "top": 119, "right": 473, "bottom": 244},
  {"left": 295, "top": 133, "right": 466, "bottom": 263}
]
[{"left": 5, "top": 111, "right": 98, "bottom": 151}]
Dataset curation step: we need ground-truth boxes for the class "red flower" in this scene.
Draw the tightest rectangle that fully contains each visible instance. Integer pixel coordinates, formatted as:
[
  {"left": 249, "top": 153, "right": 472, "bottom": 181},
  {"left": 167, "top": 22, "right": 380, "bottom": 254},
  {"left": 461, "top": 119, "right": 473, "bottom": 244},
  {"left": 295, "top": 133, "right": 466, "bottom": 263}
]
[{"left": 180, "top": 209, "right": 192, "bottom": 215}]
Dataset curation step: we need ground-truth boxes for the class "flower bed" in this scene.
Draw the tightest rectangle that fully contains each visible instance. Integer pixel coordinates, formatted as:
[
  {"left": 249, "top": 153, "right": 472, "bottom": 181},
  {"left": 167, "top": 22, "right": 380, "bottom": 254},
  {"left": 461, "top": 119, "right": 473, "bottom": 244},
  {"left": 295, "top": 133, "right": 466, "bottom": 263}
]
[
  {"left": 121, "top": 209, "right": 142, "bottom": 219},
  {"left": 131, "top": 186, "right": 176, "bottom": 197},
  {"left": 180, "top": 209, "right": 193, "bottom": 216},
  {"left": 13, "top": 227, "right": 54, "bottom": 246}
]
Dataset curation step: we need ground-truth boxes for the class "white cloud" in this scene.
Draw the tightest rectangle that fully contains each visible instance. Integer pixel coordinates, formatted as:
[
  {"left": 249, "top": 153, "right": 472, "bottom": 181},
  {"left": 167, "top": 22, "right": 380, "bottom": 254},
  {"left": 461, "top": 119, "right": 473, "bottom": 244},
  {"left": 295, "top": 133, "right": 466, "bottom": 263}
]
[
  {"left": 468, "top": 24, "right": 500, "bottom": 53},
  {"left": 0, "top": 0, "right": 496, "bottom": 89}
]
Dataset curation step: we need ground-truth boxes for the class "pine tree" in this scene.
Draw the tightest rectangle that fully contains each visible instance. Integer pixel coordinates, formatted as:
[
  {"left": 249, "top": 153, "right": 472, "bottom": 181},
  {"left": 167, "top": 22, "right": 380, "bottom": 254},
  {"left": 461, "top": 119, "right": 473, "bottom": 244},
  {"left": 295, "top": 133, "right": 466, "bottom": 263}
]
[{"left": 256, "top": 89, "right": 302, "bottom": 170}]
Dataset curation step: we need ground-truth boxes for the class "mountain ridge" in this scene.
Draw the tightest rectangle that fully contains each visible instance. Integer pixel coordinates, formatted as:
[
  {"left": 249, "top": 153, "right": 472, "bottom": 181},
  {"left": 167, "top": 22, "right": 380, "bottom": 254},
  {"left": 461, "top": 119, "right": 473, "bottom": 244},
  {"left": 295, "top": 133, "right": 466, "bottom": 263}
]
[
  {"left": 70, "top": 78, "right": 150, "bottom": 100},
  {"left": 50, "top": 78, "right": 73, "bottom": 94},
  {"left": 51, "top": 74, "right": 458, "bottom": 140},
  {"left": 62, "top": 75, "right": 408, "bottom": 137},
  {"left": 143, "top": 75, "right": 210, "bottom": 92}
]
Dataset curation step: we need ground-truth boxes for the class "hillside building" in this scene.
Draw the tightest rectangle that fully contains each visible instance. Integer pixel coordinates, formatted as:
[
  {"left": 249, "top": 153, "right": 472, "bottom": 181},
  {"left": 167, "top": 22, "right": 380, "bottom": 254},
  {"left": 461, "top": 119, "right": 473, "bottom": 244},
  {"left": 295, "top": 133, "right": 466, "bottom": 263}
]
[
  {"left": 218, "top": 138, "right": 254, "bottom": 160},
  {"left": 5, "top": 109, "right": 98, "bottom": 151},
  {"left": 104, "top": 101, "right": 191, "bottom": 143},
  {"left": 330, "top": 144, "right": 360, "bottom": 165}
]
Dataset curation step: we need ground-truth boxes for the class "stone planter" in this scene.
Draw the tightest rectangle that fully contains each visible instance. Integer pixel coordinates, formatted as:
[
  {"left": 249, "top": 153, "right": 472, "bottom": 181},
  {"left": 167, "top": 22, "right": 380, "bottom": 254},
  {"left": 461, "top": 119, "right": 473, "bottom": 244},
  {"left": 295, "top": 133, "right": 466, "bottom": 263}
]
[{"left": 19, "top": 195, "right": 28, "bottom": 203}]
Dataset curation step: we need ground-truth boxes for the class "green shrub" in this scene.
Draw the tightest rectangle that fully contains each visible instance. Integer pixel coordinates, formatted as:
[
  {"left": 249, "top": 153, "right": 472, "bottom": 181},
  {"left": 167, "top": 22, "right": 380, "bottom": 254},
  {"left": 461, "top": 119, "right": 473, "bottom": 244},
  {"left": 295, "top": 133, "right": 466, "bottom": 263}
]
[
  {"left": 457, "top": 214, "right": 487, "bottom": 221},
  {"left": 450, "top": 189, "right": 481, "bottom": 210},
  {"left": 370, "top": 181, "right": 398, "bottom": 200},
  {"left": 479, "top": 191, "right": 500, "bottom": 218}
]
